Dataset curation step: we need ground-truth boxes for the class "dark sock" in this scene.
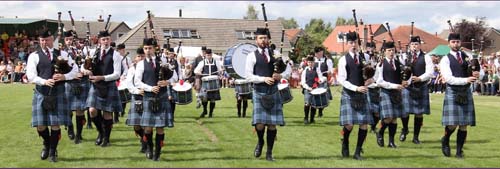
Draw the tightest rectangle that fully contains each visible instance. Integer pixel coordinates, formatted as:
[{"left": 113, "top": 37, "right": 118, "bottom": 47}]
[
  {"left": 266, "top": 129, "right": 277, "bottom": 154},
  {"left": 49, "top": 129, "right": 61, "bottom": 151},
  {"left": 443, "top": 126, "right": 456, "bottom": 141},
  {"left": 388, "top": 123, "right": 397, "bottom": 142},
  {"left": 356, "top": 128, "right": 368, "bottom": 150},
  {"left": 342, "top": 127, "right": 352, "bottom": 145},
  {"left": 304, "top": 105, "right": 310, "bottom": 120},
  {"left": 242, "top": 100, "right": 248, "bottom": 116},
  {"left": 237, "top": 99, "right": 242, "bottom": 115},
  {"left": 319, "top": 108, "right": 323, "bottom": 116},
  {"left": 457, "top": 130, "right": 467, "bottom": 153},
  {"left": 202, "top": 102, "right": 208, "bottom": 114},
  {"left": 379, "top": 122, "right": 389, "bottom": 136},
  {"left": 37, "top": 129, "right": 50, "bottom": 147},
  {"left": 134, "top": 127, "right": 144, "bottom": 139},
  {"left": 256, "top": 127, "right": 265, "bottom": 145},
  {"left": 401, "top": 116, "right": 409, "bottom": 131},
  {"left": 155, "top": 133, "right": 165, "bottom": 152},
  {"left": 103, "top": 119, "right": 114, "bottom": 140},
  {"left": 414, "top": 117, "right": 423, "bottom": 139},
  {"left": 209, "top": 102, "right": 215, "bottom": 116},
  {"left": 75, "top": 115, "right": 85, "bottom": 136},
  {"left": 310, "top": 107, "right": 316, "bottom": 122},
  {"left": 371, "top": 115, "right": 380, "bottom": 130},
  {"left": 91, "top": 115, "right": 104, "bottom": 134},
  {"left": 144, "top": 132, "right": 153, "bottom": 150}
]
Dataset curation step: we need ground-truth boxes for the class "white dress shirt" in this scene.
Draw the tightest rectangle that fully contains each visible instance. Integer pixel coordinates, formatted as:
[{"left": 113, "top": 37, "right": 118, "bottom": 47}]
[
  {"left": 300, "top": 66, "right": 324, "bottom": 90},
  {"left": 245, "top": 48, "right": 270, "bottom": 83},
  {"left": 194, "top": 58, "right": 222, "bottom": 76},
  {"left": 314, "top": 56, "right": 334, "bottom": 74},
  {"left": 134, "top": 56, "right": 167, "bottom": 92},
  {"left": 401, "top": 51, "right": 434, "bottom": 82},
  {"left": 376, "top": 57, "right": 401, "bottom": 89},
  {"left": 26, "top": 47, "right": 78, "bottom": 85},
  {"left": 81, "top": 47, "right": 122, "bottom": 82},
  {"left": 439, "top": 50, "right": 484, "bottom": 85},
  {"left": 337, "top": 52, "right": 363, "bottom": 92},
  {"left": 125, "top": 65, "right": 141, "bottom": 95}
]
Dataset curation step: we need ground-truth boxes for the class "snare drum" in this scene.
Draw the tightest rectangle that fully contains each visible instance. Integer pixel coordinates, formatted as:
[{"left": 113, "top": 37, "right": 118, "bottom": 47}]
[
  {"left": 234, "top": 79, "right": 252, "bottom": 95},
  {"left": 278, "top": 83, "right": 293, "bottom": 104},
  {"left": 172, "top": 82, "right": 193, "bottom": 105},
  {"left": 201, "top": 75, "right": 220, "bottom": 91},
  {"left": 310, "top": 88, "right": 329, "bottom": 108},
  {"left": 224, "top": 43, "right": 258, "bottom": 79},
  {"left": 119, "top": 89, "right": 131, "bottom": 103}
]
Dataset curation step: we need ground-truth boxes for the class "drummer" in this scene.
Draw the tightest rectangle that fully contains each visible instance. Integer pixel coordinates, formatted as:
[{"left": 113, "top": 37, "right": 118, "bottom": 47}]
[
  {"left": 301, "top": 56, "right": 325, "bottom": 124},
  {"left": 194, "top": 49, "right": 223, "bottom": 118},
  {"left": 234, "top": 79, "right": 251, "bottom": 118},
  {"left": 166, "top": 48, "right": 182, "bottom": 121}
]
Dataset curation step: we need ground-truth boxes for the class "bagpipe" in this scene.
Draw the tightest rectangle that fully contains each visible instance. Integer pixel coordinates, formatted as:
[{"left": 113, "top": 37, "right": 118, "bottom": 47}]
[
  {"left": 386, "top": 21, "right": 412, "bottom": 81},
  {"left": 261, "top": 3, "right": 287, "bottom": 76},
  {"left": 352, "top": 9, "right": 375, "bottom": 81}
]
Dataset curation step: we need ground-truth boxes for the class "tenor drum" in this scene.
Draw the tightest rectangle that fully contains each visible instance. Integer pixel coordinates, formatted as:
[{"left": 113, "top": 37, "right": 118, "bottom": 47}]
[
  {"left": 234, "top": 79, "right": 252, "bottom": 95},
  {"left": 201, "top": 75, "right": 220, "bottom": 91},
  {"left": 224, "top": 43, "right": 258, "bottom": 79},
  {"left": 310, "top": 88, "right": 329, "bottom": 108},
  {"left": 172, "top": 82, "right": 193, "bottom": 105},
  {"left": 278, "top": 83, "right": 293, "bottom": 104}
]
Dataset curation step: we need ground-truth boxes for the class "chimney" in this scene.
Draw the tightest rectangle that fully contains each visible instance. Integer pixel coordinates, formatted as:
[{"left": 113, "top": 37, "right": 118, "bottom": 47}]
[
  {"left": 97, "top": 15, "right": 104, "bottom": 22},
  {"left": 360, "top": 19, "right": 363, "bottom": 25},
  {"left": 435, "top": 32, "right": 437, "bottom": 37},
  {"left": 179, "top": 9, "right": 182, "bottom": 18}
]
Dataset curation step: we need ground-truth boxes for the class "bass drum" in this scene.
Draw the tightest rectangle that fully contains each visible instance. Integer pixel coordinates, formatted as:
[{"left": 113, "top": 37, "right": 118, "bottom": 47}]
[{"left": 224, "top": 43, "right": 258, "bottom": 79}]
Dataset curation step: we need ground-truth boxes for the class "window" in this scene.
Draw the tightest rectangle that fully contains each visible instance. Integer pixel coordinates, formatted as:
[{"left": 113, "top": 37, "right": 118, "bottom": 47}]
[
  {"left": 236, "top": 30, "right": 254, "bottom": 40},
  {"left": 117, "top": 33, "right": 125, "bottom": 39},
  {"left": 164, "top": 29, "right": 199, "bottom": 39}
]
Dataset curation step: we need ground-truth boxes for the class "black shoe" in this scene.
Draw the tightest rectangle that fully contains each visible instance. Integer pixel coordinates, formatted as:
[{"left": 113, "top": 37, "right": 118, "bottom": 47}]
[
  {"left": 388, "top": 142, "right": 397, "bottom": 148},
  {"left": 304, "top": 119, "right": 309, "bottom": 125},
  {"left": 353, "top": 153, "right": 363, "bottom": 160},
  {"left": 399, "top": 129, "right": 408, "bottom": 142},
  {"left": 441, "top": 137, "right": 451, "bottom": 157},
  {"left": 146, "top": 147, "right": 153, "bottom": 160},
  {"left": 74, "top": 135, "right": 82, "bottom": 144},
  {"left": 49, "top": 149, "right": 57, "bottom": 162},
  {"left": 40, "top": 147, "right": 49, "bottom": 160},
  {"left": 254, "top": 143, "right": 263, "bottom": 158},
  {"left": 341, "top": 142, "right": 349, "bottom": 157},
  {"left": 153, "top": 150, "right": 161, "bottom": 161},
  {"left": 140, "top": 142, "right": 147, "bottom": 153},
  {"left": 208, "top": 113, "right": 213, "bottom": 118},
  {"left": 101, "top": 138, "right": 110, "bottom": 147},
  {"left": 95, "top": 133, "right": 103, "bottom": 146},
  {"left": 456, "top": 150, "right": 464, "bottom": 159},
  {"left": 376, "top": 133, "right": 384, "bottom": 147},
  {"left": 310, "top": 119, "right": 315, "bottom": 123},
  {"left": 266, "top": 152, "right": 275, "bottom": 161},
  {"left": 237, "top": 112, "right": 241, "bottom": 118},
  {"left": 199, "top": 112, "right": 206, "bottom": 118},
  {"left": 412, "top": 138, "right": 421, "bottom": 144},
  {"left": 68, "top": 126, "right": 75, "bottom": 140}
]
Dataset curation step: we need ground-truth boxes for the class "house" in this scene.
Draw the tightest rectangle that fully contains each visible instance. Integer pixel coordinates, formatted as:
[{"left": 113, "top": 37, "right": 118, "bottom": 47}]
[
  {"left": 117, "top": 16, "right": 291, "bottom": 58},
  {"left": 61, "top": 18, "right": 131, "bottom": 42},
  {"left": 322, "top": 23, "right": 387, "bottom": 54},
  {"left": 481, "top": 27, "right": 500, "bottom": 55},
  {"left": 285, "top": 28, "right": 305, "bottom": 47},
  {"left": 373, "top": 25, "right": 448, "bottom": 52}
]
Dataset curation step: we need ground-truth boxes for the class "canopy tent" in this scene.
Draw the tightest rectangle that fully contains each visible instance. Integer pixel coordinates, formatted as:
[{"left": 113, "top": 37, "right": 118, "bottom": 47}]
[
  {"left": 0, "top": 18, "right": 59, "bottom": 37},
  {"left": 425, "top": 44, "right": 474, "bottom": 58},
  {"left": 173, "top": 46, "right": 222, "bottom": 64}
]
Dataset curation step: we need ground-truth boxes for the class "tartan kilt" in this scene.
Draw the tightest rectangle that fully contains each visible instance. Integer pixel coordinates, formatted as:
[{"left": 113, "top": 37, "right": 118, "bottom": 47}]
[
  {"left": 303, "top": 89, "right": 312, "bottom": 105},
  {"left": 367, "top": 87, "right": 380, "bottom": 114},
  {"left": 339, "top": 89, "right": 373, "bottom": 126},
  {"left": 320, "top": 82, "right": 333, "bottom": 100},
  {"left": 442, "top": 85, "right": 476, "bottom": 126},
  {"left": 31, "top": 84, "right": 70, "bottom": 127},
  {"left": 402, "top": 85, "right": 431, "bottom": 116},
  {"left": 86, "top": 82, "right": 123, "bottom": 113},
  {"left": 235, "top": 92, "right": 252, "bottom": 100},
  {"left": 379, "top": 89, "right": 403, "bottom": 119},
  {"left": 200, "top": 88, "right": 221, "bottom": 101},
  {"left": 65, "top": 76, "right": 90, "bottom": 111},
  {"left": 126, "top": 95, "right": 143, "bottom": 126},
  {"left": 140, "top": 89, "right": 174, "bottom": 128},
  {"left": 252, "top": 85, "right": 285, "bottom": 126}
]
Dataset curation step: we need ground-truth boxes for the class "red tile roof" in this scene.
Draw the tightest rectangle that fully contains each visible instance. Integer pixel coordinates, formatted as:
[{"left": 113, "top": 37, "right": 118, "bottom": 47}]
[{"left": 373, "top": 25, "right": 448, "bottom": 52}]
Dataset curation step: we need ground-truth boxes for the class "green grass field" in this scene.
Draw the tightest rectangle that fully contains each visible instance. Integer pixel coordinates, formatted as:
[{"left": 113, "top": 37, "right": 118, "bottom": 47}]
[{"left": 0, "top": 84, "right": 499, "bottom": 168}]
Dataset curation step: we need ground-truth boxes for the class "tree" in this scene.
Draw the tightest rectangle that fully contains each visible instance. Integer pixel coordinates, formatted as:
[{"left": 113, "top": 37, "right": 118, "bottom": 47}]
[
  {"left": 454, "top": 17, "right": 490, "bottom": 51},
  {"left": 243, "top": 4, "right": 259, "bottom": 20},
  {"left": 277, "top": 17, "right": 299, "bottom": 29},
  {"left": 289, "top": 18, "right": 332, "bottom": 63},
  {"left": 335, "top": 16, "right": 355, "bottom": 26}
]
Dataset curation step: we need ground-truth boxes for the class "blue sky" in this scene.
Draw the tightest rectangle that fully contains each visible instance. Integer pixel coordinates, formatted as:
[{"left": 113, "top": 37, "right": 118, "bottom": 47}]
[{"left": 1, "top": 1, "right": 499, "bottom": 34}]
